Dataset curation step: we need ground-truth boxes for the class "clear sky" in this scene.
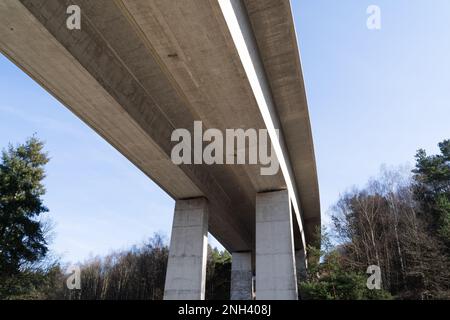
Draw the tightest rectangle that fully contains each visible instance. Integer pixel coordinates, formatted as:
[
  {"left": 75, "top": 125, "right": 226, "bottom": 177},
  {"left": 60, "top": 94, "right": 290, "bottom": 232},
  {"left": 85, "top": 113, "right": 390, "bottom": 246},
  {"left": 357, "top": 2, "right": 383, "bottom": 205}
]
[
  {"left": 294, "top": 0, "right": 450, "bottom": 222},
  {"left": 1, "top": 1, "right": 449, "bottom": 263}
]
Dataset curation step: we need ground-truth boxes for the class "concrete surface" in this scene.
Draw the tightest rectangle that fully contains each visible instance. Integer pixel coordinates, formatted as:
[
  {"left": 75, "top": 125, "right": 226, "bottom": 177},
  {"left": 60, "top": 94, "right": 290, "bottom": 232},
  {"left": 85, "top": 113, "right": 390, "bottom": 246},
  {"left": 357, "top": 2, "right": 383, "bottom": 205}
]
[
  {"left": 230, "top": 251, "right": 253, "bottom": 300},
  {"left": 255, "top": 190, "right": 298, "bottom": 300},
  {"left": 164, "top": 198, "right": 209, "bottom": 300},
  {"left": 0, "top": 0, "right": 321, "bottom": 254}
]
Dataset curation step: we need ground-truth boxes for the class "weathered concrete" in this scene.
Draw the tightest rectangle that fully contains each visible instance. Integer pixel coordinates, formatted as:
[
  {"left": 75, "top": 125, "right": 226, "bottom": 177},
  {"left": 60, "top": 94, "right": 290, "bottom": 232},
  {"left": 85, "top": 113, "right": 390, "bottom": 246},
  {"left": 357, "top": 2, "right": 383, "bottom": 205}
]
[
  {"left": 164, "top": 198, "right": 208, "bottom": 300},
  {"left": 219, "top": 0, "right": 306, "bottom": 250},
  {"left": 255, "top": 190, "right": 298, "bottom": 300},
  {"left": 0, "top": 1, "right": 322, "bottom": 289},
  {"left": 230, "top": 252, "right": 253, "bottom": 300},
  {"left": 244, "top": 0, "right": 321, "bottom": 246}
]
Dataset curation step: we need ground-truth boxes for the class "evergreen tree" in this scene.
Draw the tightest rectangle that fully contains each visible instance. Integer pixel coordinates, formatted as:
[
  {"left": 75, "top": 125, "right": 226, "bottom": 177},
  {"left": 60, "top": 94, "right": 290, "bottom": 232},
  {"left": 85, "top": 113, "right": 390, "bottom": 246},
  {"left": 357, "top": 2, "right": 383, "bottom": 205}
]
[
  {"left": 413, "top": 140, "right": 450, "bottom": 248},
  {"left": 0, "top": 137, "right": 49, "bottom": 279}
]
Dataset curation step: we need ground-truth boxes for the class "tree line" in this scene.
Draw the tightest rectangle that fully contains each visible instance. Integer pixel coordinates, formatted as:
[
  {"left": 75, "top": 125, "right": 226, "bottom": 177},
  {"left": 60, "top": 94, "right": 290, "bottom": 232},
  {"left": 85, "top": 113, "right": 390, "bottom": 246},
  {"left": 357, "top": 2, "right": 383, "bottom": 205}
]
[
  {"left": 45, "top": 235, "right": 230, "bottom": 300},
  {"left": 0, "top": 137, "right": 448, "bottom": 299},
  {"left": 0, "top": 137, "right": 230, "bottom": 299},
  {"left": 301, "top": 140, "right": 450, "bottom": 299}
]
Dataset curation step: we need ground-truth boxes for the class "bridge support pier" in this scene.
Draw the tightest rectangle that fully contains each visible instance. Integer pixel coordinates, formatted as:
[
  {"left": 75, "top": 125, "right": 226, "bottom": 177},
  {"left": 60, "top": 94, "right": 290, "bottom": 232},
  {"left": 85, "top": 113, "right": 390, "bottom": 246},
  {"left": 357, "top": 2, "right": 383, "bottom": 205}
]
[
  {"left": 163, "top": 198, "right": 208, "bottom": 300},
  {"left": 230, "top": 252, "right": 254, "bottom": 300},
  {"left": 255, "top": 190, "right": 298, "bottom": 300}
]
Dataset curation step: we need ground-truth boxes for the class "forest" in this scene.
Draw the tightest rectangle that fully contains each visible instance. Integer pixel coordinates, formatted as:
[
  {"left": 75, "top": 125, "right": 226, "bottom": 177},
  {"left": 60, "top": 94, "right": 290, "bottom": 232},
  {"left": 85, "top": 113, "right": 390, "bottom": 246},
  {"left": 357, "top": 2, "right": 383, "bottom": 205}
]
[{"left": 0, "top": 137, "right": 449, "bottom": 299}]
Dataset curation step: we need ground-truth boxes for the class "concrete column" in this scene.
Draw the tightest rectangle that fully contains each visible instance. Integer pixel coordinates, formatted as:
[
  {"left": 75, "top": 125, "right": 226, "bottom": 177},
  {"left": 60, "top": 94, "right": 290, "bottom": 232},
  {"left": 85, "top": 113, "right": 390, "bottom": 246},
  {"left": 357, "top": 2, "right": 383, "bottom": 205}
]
[
  {"left": 230, "top": 252, "right": 253, "bottom": 300},
  {"left": 163, "top": 198, "right": 208, "bottom": 300},
  {"left": 255, "top": 190, "right": 298, "bottom": 300}
]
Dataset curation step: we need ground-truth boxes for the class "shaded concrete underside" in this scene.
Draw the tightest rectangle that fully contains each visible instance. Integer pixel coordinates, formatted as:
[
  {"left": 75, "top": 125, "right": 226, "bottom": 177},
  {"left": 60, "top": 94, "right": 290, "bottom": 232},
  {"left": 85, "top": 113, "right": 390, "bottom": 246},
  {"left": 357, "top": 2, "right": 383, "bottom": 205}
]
[{"left": 0, "top": 0, "right": 320, "bottom": 252}]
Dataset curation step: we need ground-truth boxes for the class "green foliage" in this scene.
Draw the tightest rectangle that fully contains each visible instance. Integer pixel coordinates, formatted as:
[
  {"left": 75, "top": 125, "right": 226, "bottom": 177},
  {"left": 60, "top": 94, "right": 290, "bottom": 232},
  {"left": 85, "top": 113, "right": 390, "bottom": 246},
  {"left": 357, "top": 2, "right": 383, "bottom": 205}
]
[
  {"left": 0, "top": 137, "right": 50, "bottom": 298},
  {"left": 436, "top": 195, "right": 450, "bottom": 241},
  {"left": 32, "top": 236, "right": 230, "bottom": 300},
  {"left": 413, "top": 139, "right": 450, "bottom": 247},
  {"left": 414, "top": 140, "right": 450, "bottom": 191},
  {"left": 0, "top": 264, "right": 63, "bottom": 300},
  {"left": 206, "top": 247, "right": 231, "bottom": 300},
  {"left": 323, "top": 139, "right": 450, "bottom": 299},
  {"left": 2, "top": 138, "right": 448, "bottom": 300},
  {"left": 299, "top": 230, "right": 392, "bottom": 300},
  {"left": 301, "top": 271, "right": 391, "bottom": 300}
]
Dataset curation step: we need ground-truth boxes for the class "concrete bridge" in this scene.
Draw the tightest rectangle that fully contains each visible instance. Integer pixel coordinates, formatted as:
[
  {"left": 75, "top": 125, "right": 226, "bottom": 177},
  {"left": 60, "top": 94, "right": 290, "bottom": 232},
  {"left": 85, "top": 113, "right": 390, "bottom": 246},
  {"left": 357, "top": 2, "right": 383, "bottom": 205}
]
[{"left": 0, "top": 0, "right": 320, "bottom": 300}]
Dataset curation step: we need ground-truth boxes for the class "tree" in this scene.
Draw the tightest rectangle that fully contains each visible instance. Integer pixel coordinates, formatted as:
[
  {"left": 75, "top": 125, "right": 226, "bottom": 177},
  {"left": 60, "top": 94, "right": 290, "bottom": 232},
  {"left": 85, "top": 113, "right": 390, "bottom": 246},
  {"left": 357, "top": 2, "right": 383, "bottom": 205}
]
[
  {"left": 299, "top": 228, "right": 392, "bottom": 300},
  {"left": 413, "top": 140, "right": 450, "bottom": 249},
  {"left": 0, "top": 137, "right": 50, "bottom": 280},
  {"left": 331, "top": 160, "right": 450, "bottom": 299},
  {"left": 48, "top": 235, "right": 231, "bottom": 300},
  {"left": 206, "top": 246, "right": 231, "bottom": 300}
]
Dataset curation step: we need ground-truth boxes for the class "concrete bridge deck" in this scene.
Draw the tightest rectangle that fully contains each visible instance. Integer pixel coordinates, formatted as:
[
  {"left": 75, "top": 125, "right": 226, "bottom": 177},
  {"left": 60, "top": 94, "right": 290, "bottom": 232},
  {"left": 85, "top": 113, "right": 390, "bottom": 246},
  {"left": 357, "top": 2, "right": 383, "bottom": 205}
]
[{"left": 0, "top": 0, "right": 320, "bottom": 300}]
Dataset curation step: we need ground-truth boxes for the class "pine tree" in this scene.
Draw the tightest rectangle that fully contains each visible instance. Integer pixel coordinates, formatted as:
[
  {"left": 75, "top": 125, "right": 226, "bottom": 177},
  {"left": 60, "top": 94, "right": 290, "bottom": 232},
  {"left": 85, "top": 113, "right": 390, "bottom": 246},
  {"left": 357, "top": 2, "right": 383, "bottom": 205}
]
[{"left": 0, "top": 137, "right": 49, "bottom": 278}]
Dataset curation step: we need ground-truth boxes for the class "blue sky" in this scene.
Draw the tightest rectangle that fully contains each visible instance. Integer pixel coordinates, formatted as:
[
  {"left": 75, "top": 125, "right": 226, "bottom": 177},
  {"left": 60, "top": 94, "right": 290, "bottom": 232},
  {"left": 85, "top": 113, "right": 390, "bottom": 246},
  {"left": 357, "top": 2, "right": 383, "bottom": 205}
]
[
  {"left": 294, "top": 0, "right": 450, "bottom": 221},
  {"left": 1, "top": 1, "right": 449, "bottom": 263}
]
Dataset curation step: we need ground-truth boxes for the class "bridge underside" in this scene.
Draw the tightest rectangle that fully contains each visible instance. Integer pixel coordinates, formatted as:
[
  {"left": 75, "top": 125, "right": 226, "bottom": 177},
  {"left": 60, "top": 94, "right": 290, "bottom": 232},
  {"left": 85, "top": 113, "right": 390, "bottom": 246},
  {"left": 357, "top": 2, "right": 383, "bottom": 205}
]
[{"left": 0, "top": 0, "right": 320, "bottom": 299}]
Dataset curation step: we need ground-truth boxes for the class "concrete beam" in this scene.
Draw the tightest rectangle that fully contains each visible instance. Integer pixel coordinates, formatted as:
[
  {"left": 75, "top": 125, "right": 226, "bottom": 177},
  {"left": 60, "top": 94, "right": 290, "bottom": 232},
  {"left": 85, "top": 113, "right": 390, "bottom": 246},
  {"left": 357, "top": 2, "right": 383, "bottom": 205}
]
[
  {"left": 164, "top": 198, "right": 208, "bottom": 300},
  {"left": 0, "top": 0, "right": 321, "bottom": 256},
  {"left": 230, "top": 252, "right": 254, "bottom": 300},
  {"left": 218, "top": 0, "right": 306, "bottom": 251},
  {"left": 255, "top": 190, "right": 298, "bottom": 300},
  {"left": 0, "top": 0, "right": 251, "bottom": 251},
  {"left": 244, "top": 0, "right": 321, "bottom": 246}
]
